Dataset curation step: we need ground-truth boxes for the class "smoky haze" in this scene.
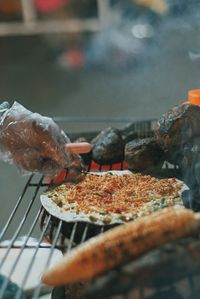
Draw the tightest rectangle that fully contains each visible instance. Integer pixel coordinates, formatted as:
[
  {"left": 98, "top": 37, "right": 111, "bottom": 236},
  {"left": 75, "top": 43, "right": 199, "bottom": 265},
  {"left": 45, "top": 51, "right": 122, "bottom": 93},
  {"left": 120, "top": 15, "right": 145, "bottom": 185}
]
[{"left": 77, "top": 0, "right": 200, "bottom": 72}]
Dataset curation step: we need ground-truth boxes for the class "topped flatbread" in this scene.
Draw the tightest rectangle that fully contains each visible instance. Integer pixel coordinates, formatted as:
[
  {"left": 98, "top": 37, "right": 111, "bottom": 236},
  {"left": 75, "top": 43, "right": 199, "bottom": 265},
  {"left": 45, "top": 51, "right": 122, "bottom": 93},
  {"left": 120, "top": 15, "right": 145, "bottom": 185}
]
[{"left": 40, "top": 171, "right": 188, "bottom": 225}]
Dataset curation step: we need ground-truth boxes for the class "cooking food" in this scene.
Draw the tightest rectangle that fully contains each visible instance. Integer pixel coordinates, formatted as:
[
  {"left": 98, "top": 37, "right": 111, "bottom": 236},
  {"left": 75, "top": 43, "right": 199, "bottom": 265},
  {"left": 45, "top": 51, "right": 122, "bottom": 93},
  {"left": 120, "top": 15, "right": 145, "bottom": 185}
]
[
  {"left": 41, "top": 207, "right": 200, "bottom": 286},
  {"left": 41, "top": 171, "right": 186, "bottom": 225},
  {"left": 156, "top": 102, "right": 200, "bottom": 165},
  {"left": 91, "top": 127, "right": 124, "bottom": 164},
  {"left": 120, "top": 121, "right": 140, "bottom": 143},
  {"left": 179, "top": 137, "right": 200, "bottom": 192},
  {"left": 125, "top": 137, "right": 165, "bottom": 172},
  {"left": 156, "top": 101, "right": 200, "bottom": 211},
  {"left": 84, "top": 237, "right": 200, "bottom": 298}
]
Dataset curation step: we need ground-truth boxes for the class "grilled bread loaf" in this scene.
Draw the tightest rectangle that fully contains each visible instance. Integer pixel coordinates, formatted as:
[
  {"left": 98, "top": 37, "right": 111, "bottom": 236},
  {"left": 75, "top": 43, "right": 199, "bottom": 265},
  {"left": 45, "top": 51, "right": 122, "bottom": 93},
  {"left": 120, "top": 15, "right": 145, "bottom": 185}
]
[{"left": 42, "top": 207, "right": 200, "bottom": 286}]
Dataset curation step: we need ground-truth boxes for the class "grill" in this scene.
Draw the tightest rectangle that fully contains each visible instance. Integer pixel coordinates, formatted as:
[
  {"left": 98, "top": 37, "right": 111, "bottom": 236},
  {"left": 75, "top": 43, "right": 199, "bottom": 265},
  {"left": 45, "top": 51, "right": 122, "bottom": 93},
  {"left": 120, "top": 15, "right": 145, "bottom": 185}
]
[{"left": 0, "top": 118, "right": 198, "bottom": 299}]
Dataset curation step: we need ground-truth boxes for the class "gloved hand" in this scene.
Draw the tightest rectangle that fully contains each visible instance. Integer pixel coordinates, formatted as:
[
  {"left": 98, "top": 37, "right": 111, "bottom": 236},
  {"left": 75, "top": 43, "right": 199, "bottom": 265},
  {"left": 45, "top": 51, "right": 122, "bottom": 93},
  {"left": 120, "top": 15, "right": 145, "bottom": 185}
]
[{"left": 0, "top": 101, "right": 83, "bottom": 177}]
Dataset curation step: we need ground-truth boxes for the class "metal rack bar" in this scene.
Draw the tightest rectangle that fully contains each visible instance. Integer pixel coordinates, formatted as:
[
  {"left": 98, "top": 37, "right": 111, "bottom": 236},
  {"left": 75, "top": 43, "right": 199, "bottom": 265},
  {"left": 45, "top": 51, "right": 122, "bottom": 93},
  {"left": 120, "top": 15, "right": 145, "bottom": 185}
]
[
  {"left": 53, "top": 116, "right": 148, "bottom": 123},
  {"left": 80, "top": 224, "right": 89, "bottom": 243},
  {"left": 97, "top": 0, "right": 111, "bottom": 29},
  {"left": 0, "top": 19, "right": 100, "bottom": 36},
  {"left": 14, "top": 214, "right": 53, "bottom": 299},
  {"left": 20, "top": 0, "right": 37, "bottom": 24},
  {"left": 0, "top": 175, "right": 33, "bottom": 242},
  {"left": 66, "top": 222, "right": 77, "bottom": 253},
  {"left": 0, "top": 207, "right": 43, "bottom": 299},
  {"left": 0, "top": 176, "right": 44, "bottom": 270},
  {"left": 32, "top": 220, "right": 63, "bottom": 299}
]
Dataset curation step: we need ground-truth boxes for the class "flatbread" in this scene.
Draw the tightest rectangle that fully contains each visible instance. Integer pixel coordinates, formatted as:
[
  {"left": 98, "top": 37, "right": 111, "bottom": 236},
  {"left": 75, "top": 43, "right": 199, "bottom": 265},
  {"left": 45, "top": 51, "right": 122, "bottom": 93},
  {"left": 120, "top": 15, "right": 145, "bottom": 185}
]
[{"left": 40, "top": 171, "right": 188, "bottom": 226}]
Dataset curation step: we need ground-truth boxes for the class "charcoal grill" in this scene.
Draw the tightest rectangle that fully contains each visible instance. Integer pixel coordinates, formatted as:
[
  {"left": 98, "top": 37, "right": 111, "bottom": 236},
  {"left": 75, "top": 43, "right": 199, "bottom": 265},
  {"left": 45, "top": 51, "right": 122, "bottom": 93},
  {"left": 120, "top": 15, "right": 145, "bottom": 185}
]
[{"left": 0, "top": 118, "right": 198, "bottom": 299}]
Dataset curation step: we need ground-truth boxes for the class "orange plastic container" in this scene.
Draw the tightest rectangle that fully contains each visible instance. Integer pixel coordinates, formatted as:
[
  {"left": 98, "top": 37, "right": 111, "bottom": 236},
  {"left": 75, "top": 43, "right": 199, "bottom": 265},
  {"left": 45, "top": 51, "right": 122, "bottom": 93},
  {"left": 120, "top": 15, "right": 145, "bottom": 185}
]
[{"left": 188, "top": 89, "right": 200, "bottom": 106}]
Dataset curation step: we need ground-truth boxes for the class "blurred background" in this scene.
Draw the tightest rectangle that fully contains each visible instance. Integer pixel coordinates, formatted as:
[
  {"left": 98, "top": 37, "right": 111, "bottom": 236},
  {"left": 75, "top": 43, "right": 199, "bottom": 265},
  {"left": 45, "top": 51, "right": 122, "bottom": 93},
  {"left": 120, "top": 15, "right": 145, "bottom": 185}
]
[
  {"left": 1, "top": 0, "right": 200, "bottom": 127},
  {"left": 1, "top": 0, "right": 200, "bottom": 237}
]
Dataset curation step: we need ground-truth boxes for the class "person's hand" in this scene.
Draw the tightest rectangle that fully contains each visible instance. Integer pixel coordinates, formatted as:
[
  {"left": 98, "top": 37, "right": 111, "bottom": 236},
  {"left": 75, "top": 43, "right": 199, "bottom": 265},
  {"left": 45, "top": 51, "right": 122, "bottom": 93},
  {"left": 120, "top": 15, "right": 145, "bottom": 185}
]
[{"left": 0, "top": 102, "right": 84, "bottom": 177}]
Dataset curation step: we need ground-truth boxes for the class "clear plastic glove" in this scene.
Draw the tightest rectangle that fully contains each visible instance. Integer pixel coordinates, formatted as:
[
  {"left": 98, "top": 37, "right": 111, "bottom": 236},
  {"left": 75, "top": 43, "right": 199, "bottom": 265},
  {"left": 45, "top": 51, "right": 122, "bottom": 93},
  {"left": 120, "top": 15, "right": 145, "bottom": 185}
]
[{"left": 0, "top": 101, "right": 83, "bottom": 177}]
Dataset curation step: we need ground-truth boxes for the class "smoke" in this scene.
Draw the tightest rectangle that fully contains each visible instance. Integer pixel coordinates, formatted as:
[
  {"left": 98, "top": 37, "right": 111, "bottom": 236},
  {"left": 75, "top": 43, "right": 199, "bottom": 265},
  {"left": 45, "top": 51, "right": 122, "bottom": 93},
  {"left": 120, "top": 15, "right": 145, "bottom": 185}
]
[
  {"left": 85, "top": 25, "right": 154, "bottom": 71},
  {"left": 180, "top": 137, "right": 200, "bottom": 211},
  {"left": 87, "top": 1, "right": 200, "bottom": 71},
  {"left": 83, "top": 4, "right": 158, "bottom": 72},
  {"left": 189, "top": 51, "right": 200, "bottom": 61},
  {"left": 55, "top": 0, "right": 200, "bottom": 72}
]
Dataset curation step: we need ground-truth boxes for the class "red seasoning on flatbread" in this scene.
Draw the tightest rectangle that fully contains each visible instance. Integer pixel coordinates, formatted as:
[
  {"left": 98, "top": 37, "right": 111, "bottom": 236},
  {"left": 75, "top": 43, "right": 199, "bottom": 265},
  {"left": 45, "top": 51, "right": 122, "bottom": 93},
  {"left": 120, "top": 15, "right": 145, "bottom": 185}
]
[{"left": 41, "top": 171, "right": 187, "bottom": 225}]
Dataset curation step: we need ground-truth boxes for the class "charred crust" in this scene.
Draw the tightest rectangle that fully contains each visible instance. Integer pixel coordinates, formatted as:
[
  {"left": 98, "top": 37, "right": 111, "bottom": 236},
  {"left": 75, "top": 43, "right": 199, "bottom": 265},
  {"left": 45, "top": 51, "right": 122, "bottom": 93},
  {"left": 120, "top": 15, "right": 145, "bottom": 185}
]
[
  {"left": 125, "top": 137, "right": 165, "bottom": 172},
  {"left": 91, "top": 127, "right": 124, "bottom": 164}
]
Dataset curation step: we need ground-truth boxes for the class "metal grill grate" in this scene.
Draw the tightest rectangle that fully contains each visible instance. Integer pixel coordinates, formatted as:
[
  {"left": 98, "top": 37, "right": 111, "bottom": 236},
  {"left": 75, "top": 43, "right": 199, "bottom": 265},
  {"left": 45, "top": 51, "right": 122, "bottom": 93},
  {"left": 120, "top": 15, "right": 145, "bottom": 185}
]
[{"left": 0, "top": 118, "right": 191, "bottom": 299}]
